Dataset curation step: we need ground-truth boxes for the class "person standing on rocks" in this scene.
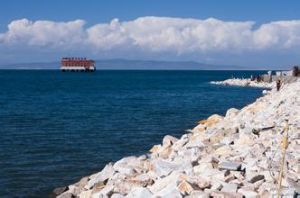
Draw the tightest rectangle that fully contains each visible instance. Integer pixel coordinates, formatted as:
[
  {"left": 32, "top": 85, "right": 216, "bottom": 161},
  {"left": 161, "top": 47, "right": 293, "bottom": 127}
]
[{"left": 276, "top": 79, "right": 281, "bottom": 91}]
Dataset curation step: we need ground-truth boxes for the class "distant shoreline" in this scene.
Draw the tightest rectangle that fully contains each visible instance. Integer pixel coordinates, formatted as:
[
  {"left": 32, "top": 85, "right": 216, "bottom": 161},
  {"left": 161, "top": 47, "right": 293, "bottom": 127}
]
[
  {"left": 0, "top": 59, "right": 290, "bottom": 70},
  {"left": 0, "top": 68, "right": 274, "bottom": 71}
]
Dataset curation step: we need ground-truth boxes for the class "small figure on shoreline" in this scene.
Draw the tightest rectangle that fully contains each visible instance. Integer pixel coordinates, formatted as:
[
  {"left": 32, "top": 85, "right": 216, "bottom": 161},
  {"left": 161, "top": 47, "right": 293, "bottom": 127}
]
[{"left": 276, "top": 79, "right": 281, "bottom": 91}]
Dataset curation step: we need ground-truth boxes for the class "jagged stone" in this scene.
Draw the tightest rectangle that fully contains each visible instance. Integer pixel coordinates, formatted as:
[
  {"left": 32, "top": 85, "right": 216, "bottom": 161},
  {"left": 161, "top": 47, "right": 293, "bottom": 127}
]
[
  {"left": 209, "top": 130, "right": 226, "bottom": 144},
  {"left": 193, "top": 163, "right": 213, "bottom": 174},
  {"left": 218, "top": 161, "right": 241, "bottom": 171},
  {"left": 226, "top": 108, "right": 239, "bottom": 118},
  {"left": 92, "top": 184, "right": 114, "bottom": 197},
  {"left": 206, "top": 114, "right": 224, "bottom": 127},
  {"left": 149, "top": 144, "right": 161, "bottom": 154},
  {"left": 85, "top": 163, "right": 114, "bottom": 189},
  {"left": 126, "top": 187, "right": 153, "bottom": 198},
  {"left": 235, "top": 134, "right": 255, "bottom": 145},
  {"left": 79, "top": 190, "right": 92, "bottom": 198},
  {"left": 238, "top": 188, "right": 259, "bottom": 198},
  {"left": 151, "top": 159, "right": 190, "bottom": 177},
  {"left": 162, "top": 135, "right": 178, "bottom": 147},
  {"left": 248, "top": 174, "right": 265, "bottom": 183},
  {"left": 111, "top": 193, "right": 125, "bottom": 198},
  {"left": 221, "top": 183, "right": 238, "bottom": 193},
  {"left": 172, "top": 135, "right": 189, "bottom": 150},
  {"left": 155, "top": 188, "right": 182, "bottom": 198},
  {"left": 75, "top": 177, "right": 89, "bottom": 190},
  {"left": 56, "top": 80, "right": 300, "bottom": 198},
  {"left": 196, "top": 180, "right": 211, "bottom": 190},
  {"left": 150, "top": 172, "right": 183, "bottom": 197},
  {"left": 159, "top": 146, "right": 172, "bottom": 159},
  {"left": 185, "top": 134, "right": 205, "bottom": 148},
  {"left": 186, "top": 190, "right": 209, "bottom": 198},
  {"left": 210, "top": 180, "right": 223, "bottom": 191},
  {"left": 53, "top": 186, "right": 68, "bottom": 196},
  {"left": 57, "top": 192, "right": 75, "bottom": 198},
  {"left": 149, "top": 171, "right": 181, "bottom": 193},
  {"left": 210, "top": 191, "right": 243, "bottom": 198},
  {"left": 178, "top": 180, "right": 194, "bottom": 195}
]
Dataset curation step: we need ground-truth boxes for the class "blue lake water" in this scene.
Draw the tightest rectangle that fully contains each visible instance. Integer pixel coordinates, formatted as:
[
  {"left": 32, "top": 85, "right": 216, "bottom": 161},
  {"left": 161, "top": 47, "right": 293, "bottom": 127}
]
[{"left": 0, "top": 70, "right": 265, "bottom": 197}]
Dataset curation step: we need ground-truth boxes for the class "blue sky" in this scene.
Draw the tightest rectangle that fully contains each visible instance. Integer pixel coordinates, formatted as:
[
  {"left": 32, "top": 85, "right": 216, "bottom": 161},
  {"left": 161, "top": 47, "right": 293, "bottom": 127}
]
[{"left": 0, "top": 0, "right": 300, "bottom": 68}]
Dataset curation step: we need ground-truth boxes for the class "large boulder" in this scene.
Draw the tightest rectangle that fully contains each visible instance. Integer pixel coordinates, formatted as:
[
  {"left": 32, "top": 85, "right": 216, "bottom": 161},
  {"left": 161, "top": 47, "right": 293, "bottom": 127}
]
[
  {"left": 85, "top": 163, "right": 115, "bottom": 190},
  {"left": 149, "top": 171, "right": 183, "bottom": 193},
  {"left": 126, "top": 187, "right": 153, "bottom": 198},
  {"left": 162, "top": 135, "right": 179, "bottom": 147},
  {"left": 177, "top": 180, "right": 194, "bottom": 195},
  {"left": 53, "top": 186, "right": 68, "bottom": 196},
  {"left": 225, "top": 108, "right": 239, "bottom": 118},
  {"left": 150, "top": 159, "right": 191, "bottom": 177}
]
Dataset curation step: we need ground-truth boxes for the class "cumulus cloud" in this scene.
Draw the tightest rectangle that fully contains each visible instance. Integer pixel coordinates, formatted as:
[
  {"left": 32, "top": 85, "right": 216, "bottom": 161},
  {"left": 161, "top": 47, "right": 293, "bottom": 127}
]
[
  {"left": 0, "top": 18, "right": 86, "bottom": 48},
  {"left": 1, "top": 16, "right": 300, "bottom": 56}
]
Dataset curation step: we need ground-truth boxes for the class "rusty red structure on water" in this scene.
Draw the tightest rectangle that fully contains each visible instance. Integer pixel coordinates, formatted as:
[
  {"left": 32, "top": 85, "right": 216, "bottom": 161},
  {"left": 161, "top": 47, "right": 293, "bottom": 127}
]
[{"left": 60, "top": 57, "right": 96, "bottom": 72}]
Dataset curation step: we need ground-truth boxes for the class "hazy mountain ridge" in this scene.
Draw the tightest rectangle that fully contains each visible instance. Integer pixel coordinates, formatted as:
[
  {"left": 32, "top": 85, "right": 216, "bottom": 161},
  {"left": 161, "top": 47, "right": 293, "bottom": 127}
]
[{"left": 0, "top": 59, "right": 245, "bottom": 70}]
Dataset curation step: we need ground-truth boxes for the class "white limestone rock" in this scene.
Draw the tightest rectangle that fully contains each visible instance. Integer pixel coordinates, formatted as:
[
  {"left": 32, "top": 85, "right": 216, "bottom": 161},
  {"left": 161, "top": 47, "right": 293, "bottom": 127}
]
[
  {"left": 111, "top": 193, "right": 125, "bottom": 198},
  {"left": 85, "top": 163, "right": 115, "bottom": 190},
  {"left": 162, "top": 135, "right": 179, "bottom": 147},
  {"left": 225, "top": 108, "right": 239, "bottom": 118},
  {"left": 58, "top": 79, "right": 300, "bottom": 198},
  {"left": 221, "top": 183, "right": 238, "bottom": 193},
  {"left": 186, "top": 190, "right": 209, "bottom": 198},
  {"left": 151, "top": 159, "right": 191, "bottom": 177},
  {"left": 125, "top": 187, "right": 152, "bottom": 198}
]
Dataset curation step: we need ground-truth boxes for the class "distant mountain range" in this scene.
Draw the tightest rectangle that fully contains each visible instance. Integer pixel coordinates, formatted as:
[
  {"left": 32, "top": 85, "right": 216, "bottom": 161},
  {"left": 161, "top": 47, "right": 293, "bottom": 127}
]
[{"left": 0, "top": 59, "right": 246, "bottom": 70}]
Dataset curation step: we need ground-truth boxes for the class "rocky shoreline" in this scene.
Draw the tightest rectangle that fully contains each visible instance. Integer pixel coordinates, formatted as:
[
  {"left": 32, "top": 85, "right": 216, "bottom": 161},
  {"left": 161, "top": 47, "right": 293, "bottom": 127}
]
[
  {"left": 55, "top": 79, "right": 300, "bottom": 198},
  {"left": 210, "top": 78, "right": 275, "bottom": 89}
]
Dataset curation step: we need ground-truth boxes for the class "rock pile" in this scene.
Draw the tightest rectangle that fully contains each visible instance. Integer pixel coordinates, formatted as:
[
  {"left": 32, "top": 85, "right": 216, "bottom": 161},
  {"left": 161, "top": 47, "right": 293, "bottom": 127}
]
[
  {"left": 56, "top": 80, "right": 300, "bottom": 198},
  {"left": 210, "top": 78, "right": 275, "bottom": 89}
]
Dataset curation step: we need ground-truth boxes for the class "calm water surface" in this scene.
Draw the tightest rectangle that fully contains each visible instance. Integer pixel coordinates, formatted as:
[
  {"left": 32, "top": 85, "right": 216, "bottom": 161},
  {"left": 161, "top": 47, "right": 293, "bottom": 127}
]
[{"left": 0, "top": 70, "right": 265, "bottom": 197}]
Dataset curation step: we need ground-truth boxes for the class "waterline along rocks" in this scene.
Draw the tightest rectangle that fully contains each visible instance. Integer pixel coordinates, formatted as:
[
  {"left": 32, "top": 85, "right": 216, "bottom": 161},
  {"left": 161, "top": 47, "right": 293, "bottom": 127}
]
[
  {"left": 210, "top": 78, "right": 275, "bottom": 89},
  {"left": 210, "top": 67, "right": 300, "bottom": 89},
  {"left": 55, "top": 79, "right": 300, "bottom": 198}
]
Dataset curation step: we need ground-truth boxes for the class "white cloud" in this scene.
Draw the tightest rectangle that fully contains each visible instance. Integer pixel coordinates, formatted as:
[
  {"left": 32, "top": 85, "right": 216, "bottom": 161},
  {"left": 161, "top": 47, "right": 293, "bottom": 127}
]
[
  {"left": 1, "top": 16, "right": 300, "bottom": 56},
  {"left": 253, "top": 20, "right": 300, "bottom": 49},
  {"left": 86, "top": 17, "right": 255, "bottom": 53},
  {"left": 0, "top": 18, "right": 86, "bottom": 48}
]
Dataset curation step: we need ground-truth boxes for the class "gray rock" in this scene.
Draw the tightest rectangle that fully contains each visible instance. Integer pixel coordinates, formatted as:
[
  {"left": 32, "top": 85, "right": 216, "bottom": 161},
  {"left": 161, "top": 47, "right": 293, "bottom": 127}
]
[
  {"left": 57, "top": 80, "right": 300, "bottom": 198},
  {"left": 155, "top": 187, "right": 182, "bottom": 198},
  {"left": 210, "top": 190, "right": 243, "bottom": 198},
  {"left": 75, "top": 176, "right": 89, "bottom": 189},
  {"left": 172, "top": 134, "right": 189, "bottom": 150},
  {"left": 53, "top": 186, "right": 68, "bottom": 196},
  {"left": 249, "top": 174, "right": 265, "bottom": 183},
  {"left": 126, "top": 187, "right": 153, "bottom": 198},
  {"left": 85, "top": 163, "right": 115, "bottom": 189},
  {"left": 218, "top": 161, "right": 242, "bottom": 171},
  {"left": 115, "top": 166, "right": 136, "bottom": 175},
  {"left": 193, "top": 163, "right": 213, "bottom": 174},
  {"left": 93, "top": 184, "right": 114, "bottom": 197},
  {"left": 237, "top": 188, "right": 259, "bottom": 198},
  {"left": 226, "top": 108, "right": 239, "bottom": 118},
  {"left": 221, "top": 183, "right": 238, "bottom": 193},
  {"left": 57, "top": 192, "right": 74, "bottom": 198},
  {"left": 286, "top": 177, "right": 300, "bottom": 194},
  {"left": 162, "top": 135, "right": 178, "bottom": 147},
  {"left": 186, "top": 190, "right": 209, "bottom": 198},
  {"left": 149, "top": 171, "right": 181, "bottom": 193},
  {"left": 113, "top": 156, "right": 139, "bottom": 169},
  {"left": 111, "top": 193, "right": 125, "bottom": 198},
  {"left": 220, "top": 137, "right": 235, "bottom": 145},
  {"left": 151, "top": 159, "right": 189, "bottom": 177},
  {"left": 210, "top": 180, "right": 223, "bottom": 191}
]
